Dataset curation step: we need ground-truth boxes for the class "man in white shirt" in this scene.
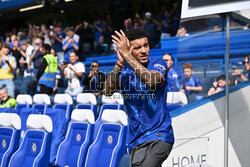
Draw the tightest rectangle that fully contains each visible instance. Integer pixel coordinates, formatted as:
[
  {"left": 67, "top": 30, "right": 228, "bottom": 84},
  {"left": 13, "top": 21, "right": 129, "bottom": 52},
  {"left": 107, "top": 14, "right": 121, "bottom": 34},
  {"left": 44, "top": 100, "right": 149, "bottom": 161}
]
[
  {"left": 24, "top": 39, "right": 34, "bottom": 77},
  {"left": 63, "top": 51, "right": 85, "bottom": 96}
]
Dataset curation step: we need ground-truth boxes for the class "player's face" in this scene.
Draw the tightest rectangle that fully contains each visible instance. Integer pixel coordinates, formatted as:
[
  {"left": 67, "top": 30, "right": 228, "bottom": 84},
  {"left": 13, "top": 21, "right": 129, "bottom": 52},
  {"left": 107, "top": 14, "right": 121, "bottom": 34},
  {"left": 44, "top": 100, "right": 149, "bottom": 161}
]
[
  {"left": 130, "top": 37, "right": 149, "bottom": 65},
  {"left": 183, "top": 68, "right": 193, "bottom": 79}
]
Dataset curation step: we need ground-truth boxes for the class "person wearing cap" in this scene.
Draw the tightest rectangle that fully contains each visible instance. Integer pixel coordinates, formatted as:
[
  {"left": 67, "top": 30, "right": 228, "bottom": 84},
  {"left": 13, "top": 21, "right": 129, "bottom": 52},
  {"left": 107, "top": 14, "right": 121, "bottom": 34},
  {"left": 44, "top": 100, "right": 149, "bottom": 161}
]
[
  {"left": 143, "top": 12, "right": 157, "bottom": 48},
  {"left": 0, "top": 43, "right": 16, "bottom": 98},
  {"left": 0, "top": 87, "right": 16, "bottom": 108}
]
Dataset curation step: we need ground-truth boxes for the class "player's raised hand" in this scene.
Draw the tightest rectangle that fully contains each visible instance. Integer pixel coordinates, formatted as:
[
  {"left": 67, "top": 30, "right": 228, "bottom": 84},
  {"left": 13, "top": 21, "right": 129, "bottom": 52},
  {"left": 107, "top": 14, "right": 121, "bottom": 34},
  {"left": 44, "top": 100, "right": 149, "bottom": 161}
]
[{"left": 112, "top": 30, "right": 133, "bottom": 57}]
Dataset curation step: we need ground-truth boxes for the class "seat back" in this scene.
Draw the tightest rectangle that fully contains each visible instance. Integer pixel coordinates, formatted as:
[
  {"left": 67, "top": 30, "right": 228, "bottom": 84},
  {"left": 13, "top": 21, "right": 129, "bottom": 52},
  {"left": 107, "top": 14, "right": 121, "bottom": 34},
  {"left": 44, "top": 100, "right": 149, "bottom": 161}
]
[
  {"left": 19, "top": 108, "right": 39, "bottom": 144},
  {"left": 32, "top": 104, "right": 50, "bottom": 114},
  {"left": 54, "top": 94, "right": 73, "bottom": 105},
  {"left": 16, "top": 94, "right": 33, "bottom": 105},
  {"left": 85, "top": 109, "right": 128, "bottom": 167},
  {"left": 44, "top": 108, "right": 68, "bottom": 166},
  {"left": 33, "top": 94, "right": 51, "bottom": 105},
  {"left": 56, "top": 109, "right": 95, "bottom": 167},
  {"left": 8, "top": 114, "right": 52, "bottom": 167},
  {"left": 16, "top": 94, "right": 33, "bottom": 112},
  {"left": 166, "top": 92, "right": 188, "bottom": 105},
  {"left": 0, "top": 113, "right": 21, "bottom": 167},
  {"left": 76, "top": 93, "right": 97, "bottom": 105},
  {"left": 53, "top": 104, "right": 73, "bottom": 122},
  {"left": 102, "top": 92, "right": 124, "bottom": 105},
  {"left": 76, "top": 93, "right": 98, "bottom": 119},
  {"left": 93, "top": 104, "right": 124, "bottom": 139}
]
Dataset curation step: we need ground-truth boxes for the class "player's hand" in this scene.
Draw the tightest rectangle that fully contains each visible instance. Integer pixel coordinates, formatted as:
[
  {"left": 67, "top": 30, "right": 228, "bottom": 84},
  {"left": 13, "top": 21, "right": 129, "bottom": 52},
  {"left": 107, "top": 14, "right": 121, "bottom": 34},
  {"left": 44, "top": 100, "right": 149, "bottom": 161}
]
[{"left": 112, "top": 30, "right": 133, "bottom": 57}]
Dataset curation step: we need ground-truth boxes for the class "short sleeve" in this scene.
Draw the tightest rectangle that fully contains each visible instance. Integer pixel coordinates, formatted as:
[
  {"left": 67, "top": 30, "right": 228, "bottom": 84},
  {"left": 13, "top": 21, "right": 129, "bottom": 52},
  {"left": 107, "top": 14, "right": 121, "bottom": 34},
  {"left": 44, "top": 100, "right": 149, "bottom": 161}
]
[
  {"left": 148, "top": 59, "right": 168, "bottom": 82},
  {"left": 195, "top": 77, "right": 202, "bottom": 87},
  {"left": 76, "top": 62, "right": 85, "bottom": 73}
]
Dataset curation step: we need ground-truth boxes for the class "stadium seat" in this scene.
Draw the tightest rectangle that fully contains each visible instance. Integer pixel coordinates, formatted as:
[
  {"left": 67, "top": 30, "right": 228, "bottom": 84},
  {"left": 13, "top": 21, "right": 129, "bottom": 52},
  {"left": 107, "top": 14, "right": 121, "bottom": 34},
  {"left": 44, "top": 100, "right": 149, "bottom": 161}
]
[
  {"left": 53, "top": 94, "right": 73, "bottom": 122},
  {"left": 33, "top": 94, "right": 51, "bottom": 114},
  {"left": 93, "top": 104, "right": 124, "bottom": 139},
  {"left": 19, "top": 108, "right": 39, "bottom": 145},
  {"left": 76, "top": 93, "right": 98, "bottom": 119},
  {"left": 102, "top": 92, "right": 124, "bottom": 105},
  {"left": 85, "top": 109, "right": 128, "bottom": 167},
  {"left": 8, "top": 114, "right": 53, "bottom": 167},
  {"left": 15, "top": 94, "right": 32, "bottom": 111},
  {"left": 166, "top": 92, "right": 188, "bottom": 111},
  {"left": 55, "top": 109, "right": 95, "bottom": 167},
  {"left": 0, "top": 113, "right": 21, "bottom": 167},
  {"left": 44, "top": 108, "right": 68, "bottom": 166}
]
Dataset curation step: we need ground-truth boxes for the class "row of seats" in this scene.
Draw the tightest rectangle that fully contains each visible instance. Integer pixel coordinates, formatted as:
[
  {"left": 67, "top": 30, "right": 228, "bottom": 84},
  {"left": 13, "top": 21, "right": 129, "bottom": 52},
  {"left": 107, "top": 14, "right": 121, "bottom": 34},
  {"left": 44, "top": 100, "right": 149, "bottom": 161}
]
[
  {"left": 16, "top": 92, "right": 187, "bottom": 114},
  {"left": 0, "top": 107, "right": 128, "bottom": 167}
]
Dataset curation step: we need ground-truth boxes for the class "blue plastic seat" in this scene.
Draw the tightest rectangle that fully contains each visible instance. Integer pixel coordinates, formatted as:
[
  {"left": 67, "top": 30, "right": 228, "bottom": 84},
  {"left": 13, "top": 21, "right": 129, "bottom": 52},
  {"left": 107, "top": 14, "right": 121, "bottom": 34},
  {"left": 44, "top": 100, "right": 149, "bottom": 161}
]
[
  {"left": 15, "top": 94, "right": 33, "bottom": 113},
  {"left": 53, "top": 94, "right": 74, "bottom": 122},
  {"left": 76, "top": 93, "right": 98, "bottom": 119},
  {"left": 44, "top": 108, "right": 68, "bottom": 166},
  {"left": 85, "top": 109, "right": 128, "bottom": 167},
  {"left": 32, "top": 94, "right": 51, "bottom": 114},
  {"left": 9, "top": 114, "right": 53, "bottom": 167},
  {"left": 55, "top": 109, "right": 95, "bottom": 167},
  {"left": 19, "top": 108, "right": 39, "bottom": 144},
  {"left": 0, "top": 113, "right": 21, "bottom": 167}
]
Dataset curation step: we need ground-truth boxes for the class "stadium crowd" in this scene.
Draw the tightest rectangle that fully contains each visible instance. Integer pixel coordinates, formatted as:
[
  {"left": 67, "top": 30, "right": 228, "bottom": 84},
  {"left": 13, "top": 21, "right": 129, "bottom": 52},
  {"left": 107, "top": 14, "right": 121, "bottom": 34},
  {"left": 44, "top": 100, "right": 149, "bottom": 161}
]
[{"left": 1, "top": 2, "right": 250, "bottom": 108}]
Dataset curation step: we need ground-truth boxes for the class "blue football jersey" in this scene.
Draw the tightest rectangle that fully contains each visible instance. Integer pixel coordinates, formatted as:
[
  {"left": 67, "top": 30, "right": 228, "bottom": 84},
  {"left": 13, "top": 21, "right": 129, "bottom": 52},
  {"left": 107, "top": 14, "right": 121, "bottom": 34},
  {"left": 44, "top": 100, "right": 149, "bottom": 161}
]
[{"left": 120, "top": 58, "right": 174, "bottom": 150}]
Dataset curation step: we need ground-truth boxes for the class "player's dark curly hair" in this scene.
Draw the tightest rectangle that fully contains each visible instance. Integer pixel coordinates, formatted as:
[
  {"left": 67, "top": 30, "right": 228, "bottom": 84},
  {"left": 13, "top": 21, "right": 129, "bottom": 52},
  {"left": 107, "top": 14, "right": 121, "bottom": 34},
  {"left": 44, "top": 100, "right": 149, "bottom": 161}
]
[{"left": 125, "top": 28, "right": 148, "bottom": 41}]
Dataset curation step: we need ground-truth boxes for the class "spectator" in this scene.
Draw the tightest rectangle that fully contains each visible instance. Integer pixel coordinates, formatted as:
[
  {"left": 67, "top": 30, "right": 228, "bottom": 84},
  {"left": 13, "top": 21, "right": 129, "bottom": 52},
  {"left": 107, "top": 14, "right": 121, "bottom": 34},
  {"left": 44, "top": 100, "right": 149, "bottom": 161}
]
[
  {"left": 17, "top": 31, "right": 26, "bottom": 46},
  {"left": 124, "top": 18, "right": 133, "bottom": 32},
  {"left": 162, "top": 53, "right": 181, "bottom": 92},
  {"left": 51, "top": 48, "right": 62, "bottom": 93},
  {"left": 180, "top": 63, "right": 203, "bottom": 103},
  {"left": 11, "top": 39, "right": 22, "bottom": 75},
  {"left": 133, "top": 19, "right": 142, "bottom": 29},
  {"left": 62, "top": 28, "right": 79, "bottom": 63},
  {"left": 212, "top": 24, "right": 221, "bottom": 32},
  {"left": 208, "top": 75, "right": 226, "bottom": 96},
  {"left": 51, "top": 24, "right": 65, "bottom": 63},
  {"left": 36, "top": 44, "right": 58, "bottom": 95},
  {"left": 143, "top": 12, "right": 157, "bottom": 48},
  {"left": 176, "top": 27, "right": 189, "bottom": 37},
  {"left": 104, "top": 14, "right": 115, "bottom": 45},
  {"left": 243, "top": 24, "right": 250, "bottom": 30},
  {"left": 232, "top": 55, "right": 250, "bottom": 83},
  {"left": 93, "top": 17, "right": 104, "bottom": 48},
  {"left": 41, "top": 24, "right": 52, "bottom": 45},
  {"left": 28, "top": 37, "right": 43, "bottom": 75},
  {"left": 75, "top": 20, "right": 93, "bottom": 60},
  {"left": 0, "top": 87, "right": 16, "bottom": 108},
  {"left": 161, "top": 10, "right": 172, "bottom": 38},
  {"left": 83, "top": 61, "right": 106, "bottom": 104},
  {"left": 62, "top": 51, "right": 85, "bottom": 96},
  {"left": 94, "top": 36, "right": 109, "bottom": 55},
  {"left": 0, "top": 43, "right": 16, "bottom": 97},
  {"left": 24, "top": 39, "right": 35, "bottom": 77}
]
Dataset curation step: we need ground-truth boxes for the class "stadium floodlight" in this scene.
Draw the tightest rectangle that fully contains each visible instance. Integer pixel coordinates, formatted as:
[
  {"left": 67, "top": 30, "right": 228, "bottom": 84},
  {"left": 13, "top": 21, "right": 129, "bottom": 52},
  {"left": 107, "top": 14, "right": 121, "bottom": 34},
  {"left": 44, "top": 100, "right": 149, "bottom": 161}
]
[
  {"left": 64, "top": 0, "right": 74, "bottom": 2},
  {"left": 19, "top": 4, "right": 44, "bottom": 12}
]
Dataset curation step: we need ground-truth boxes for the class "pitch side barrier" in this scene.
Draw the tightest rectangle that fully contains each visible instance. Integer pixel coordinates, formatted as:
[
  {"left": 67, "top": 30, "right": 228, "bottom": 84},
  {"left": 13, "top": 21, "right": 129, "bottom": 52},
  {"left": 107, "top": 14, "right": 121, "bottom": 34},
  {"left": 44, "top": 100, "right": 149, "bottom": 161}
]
[{"left": 162, "top": 80, "right": 250, "bottom": 167}]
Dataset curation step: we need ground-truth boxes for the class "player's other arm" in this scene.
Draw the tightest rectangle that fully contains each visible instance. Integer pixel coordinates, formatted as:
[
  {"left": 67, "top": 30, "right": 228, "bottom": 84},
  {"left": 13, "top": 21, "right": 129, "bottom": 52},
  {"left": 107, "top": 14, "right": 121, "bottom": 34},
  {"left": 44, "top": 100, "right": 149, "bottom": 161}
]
[{"left": 103, "top": 51, "right": 124, "bottom": 96}]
